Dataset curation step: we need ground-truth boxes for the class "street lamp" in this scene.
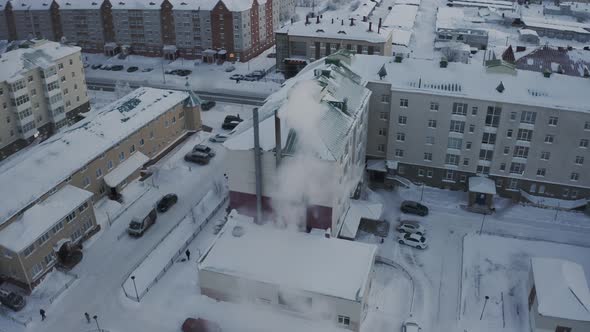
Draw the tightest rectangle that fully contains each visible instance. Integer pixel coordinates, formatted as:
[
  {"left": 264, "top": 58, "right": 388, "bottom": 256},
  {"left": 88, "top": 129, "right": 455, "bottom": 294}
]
[
  {"left": 93, "top": 315, "right": 101, "bottom": 332},
  {"left": 131, "top": 275, "right": 139, "bottom": 302},
  {"left": 420, "top": 183, "right": 425, "bottom": 202}
]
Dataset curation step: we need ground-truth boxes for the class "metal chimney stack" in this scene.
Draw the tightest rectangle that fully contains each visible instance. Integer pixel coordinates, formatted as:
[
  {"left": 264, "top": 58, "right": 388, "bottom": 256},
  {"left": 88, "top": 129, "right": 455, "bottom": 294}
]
[
  {"left": 274, "top": 109, "right": 282, "bottom": 167},
  {"left": 316, "top": 15, "right": 320, "bottom": 24},
  {"left": 369, "top": 22, "right": 372, "bottom": 32},
  {"left": 253, "top": 108, "right": 263, "bottom": 224}
]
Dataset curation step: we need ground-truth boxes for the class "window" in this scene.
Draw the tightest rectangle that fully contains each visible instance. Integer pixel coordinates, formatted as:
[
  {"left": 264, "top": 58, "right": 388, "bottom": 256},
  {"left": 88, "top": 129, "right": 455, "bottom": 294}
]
[
  {"left": 503, "top": 146, "right": 510, "bottom": 155},
  {"left": 418, "top": 169, "right": 425, "bottom": 177},
  {"left": 510, "top": 112, "right": 517, "bottom": 120},
  {"left": 555, "top": 326, "right": 572, "bottom": 332},
  {"left": 424, "top": 152, "right": 432, "bottom": 161},
  {"left": 37, "top": 232, "right": 50, "bottom": 246},
  {"left": 466, "top": 142, "right": 472, "bottom": 150},
  {"left": 477, "top": 165, "right": 490, "bottom": 175},
  {"left": 130, "top": 144, "right": 136, "bottom": 154},
  {"left": 30, "top": 262, "right": 44, "bottom": 278},
  {"left": 508, "top": 178, "right": 519, "bottom": 190},
  {"left": 507, "top": 129, "right": 513, "bottom": 138},
  {"left": 460, "top": 175, "right": 467, "bottom": 182},
  {"left": 585, "top": 122, "right": 590, "bottom": 130},
  {"left": 23, "top": 244, "right": 35, "bottom": 257},
  {"left": 513, "top": 146, "right": 529, "bottom": 158},
  {"left": 540, "top": 151, "right": 550, "bottom": 160},
  {"left": 450, "top": 120, "right": 465, "bottom": 133},
  {"left": 150, "top": 131, "right": 154, "bottom": 139},
  {"left": 96, "top": 168, "right": 103, "bottom": 179},
  {"left": 517, "top": 129, "right": 533, "bottom": 142},
  {"left": 580, "top": 139, "right": 589, "bottom": 148},
  {"left": 399, "top": 99, "right": 408, "bottom": 108},
  {"left": 472, "top": 106, "right": 478, "bottom": 115},
  {"left": 119, "top": 151, "right": 125, "bottom": 161},
  {"left": 107, "top": 160, "right": 113, "bottom": 170},
  {"left": 448, "top": 137, "right": 463, "bottom": 149},
  {"left": 481, "top": 133, "right": 496, "bottom": 144},
  {"left": 428, "top": 119, "right": 437, "bottom": 128},
  {"left": 485, "top": 106, "right": 502, "bottom": 127},
  {"left": 445, "top": 154, "right": 460, "bottom": 166},
  {"left": 396, "top": 132, "right": 405, "bottom": 141},
  {"left": 469, "top": 124, "right": 475, "bottom": 133},
  {"left": 377, "top": 144, "right": 385, "bottom": 152},
  {"left": 381, "top": 95, "right": 390, "bottom": 103},
  {"left": 43, "top": 252, "right": 55, "bottom": 266},
  {"left": 463, "top": 158, "right": 469, "bottom": 166},
  {"left": 537, "top": 168, "right": 546, "bottom": 176},
  {"left": 575, "top": 156, "right": 584, "bottom": 165},
  {"left": 510, "top": 162, "right": 526, "bottom": 175},
  {"left": 444, "top": 170, "right": 455, "bottom": 181},
  {"left": 500, "top": 163, "right": 506, "bottom": 171},
  {"left": 520, "top": 111, "right": 536, "bottom": 124},
  {"left": 548, "top": 116, "right": 558, "bottom": 126},
  {"left": 452, "top": 102, "right": 467, "bottom": 116},
  {"left": 140, "top": 138, "right": 145, "bottom": 146},
  {"left": 83, "top": 176, "right": 90, "bottom": 188},
  {"left": 479, "top": 149, "right": 493, "bottom": 161},
  {"left": 378, "top": 128, "right": 387, "bottom": 136},
  {"left": 31, "top": 88, "right": 36, "bottom": 96},
  {"left": 61, "top": 76, "right": 66, "bottom": 82},
  {"left": 78, "top": 202, "right": 89, "bottom": 213},
  {"left": 398, "top": 116, "right": 407, "bottom": 125},
  {"left": 430, "top": 102, "right": 439, "bottom": 111},
  {"left": 379, "top": 112, "right": 388, "bottom": 120},
  {"left": 544, "top": 135, "right": 554, "bottom": 143},
  {"left": 425, "top": 136, "right": 435, "bottom": 145},
  {"left": 427, "top": 169, "right": 433, "bottom": 178},
  {"left": 395, "top": 149, "right": 404, "bottom": 157},
  {"left": 571, "top": 173, "right": 579, "bottom": 181},
  {"left": 337, "top": 315, "right": 350, "bottom": 326}
]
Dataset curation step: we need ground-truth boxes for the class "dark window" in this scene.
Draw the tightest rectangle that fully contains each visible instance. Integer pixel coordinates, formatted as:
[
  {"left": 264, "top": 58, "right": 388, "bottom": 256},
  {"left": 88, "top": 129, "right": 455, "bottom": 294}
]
[
  {"left": 357, "top": 45, "right": 362, "bottom": 54},
  {"left": 555, "top": 326, "right": 572, "bottom": 332},
  {"left": 314, "top": 42, "right": 320, "bottom": 59},
  {"left": 325, "top": 43, "right": 331, "bottom": 56},
  {"left": 368, "top": 45, "right": 374, "bottom": 55}
]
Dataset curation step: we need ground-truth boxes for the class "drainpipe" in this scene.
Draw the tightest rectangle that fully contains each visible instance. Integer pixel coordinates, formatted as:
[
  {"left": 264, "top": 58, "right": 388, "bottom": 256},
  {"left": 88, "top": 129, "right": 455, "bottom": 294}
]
[
  {"left": 253, "top": 108, "right": 263, "bottom": 224},
  {"left": 274, "top": 109, "right": 282, "bottom": 167}
]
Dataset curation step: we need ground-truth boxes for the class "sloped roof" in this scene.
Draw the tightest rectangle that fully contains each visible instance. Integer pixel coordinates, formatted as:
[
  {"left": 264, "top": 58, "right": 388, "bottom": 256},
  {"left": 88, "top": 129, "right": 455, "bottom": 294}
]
[
  {"left": 468, "top": 176, "right": 496, "bottom": 194},
  {"left": 57, "top": 0, "right": 104, "bottom": 10}
]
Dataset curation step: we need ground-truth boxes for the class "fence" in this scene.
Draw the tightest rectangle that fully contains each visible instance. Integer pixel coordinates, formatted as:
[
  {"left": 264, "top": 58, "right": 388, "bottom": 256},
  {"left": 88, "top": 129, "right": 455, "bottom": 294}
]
[
  {"left": 121, "top": 194, "right": 228, "bottom": 302},
  {"left": 48, "top": 270, "right": 79, "bottom": 304},
  {"left": 375, "top": 255, "right": 416, "bottom": 313}
]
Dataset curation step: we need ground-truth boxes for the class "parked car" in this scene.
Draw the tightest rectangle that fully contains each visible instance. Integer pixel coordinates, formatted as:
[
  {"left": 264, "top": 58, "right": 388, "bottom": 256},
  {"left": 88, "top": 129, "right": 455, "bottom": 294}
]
[
  {"left": 397, "top": 221, "right": 426, "bottom": 235},
  {"left": 251, "top": 70, "right": 266, "bottom": 79},
  {"left": 184, "top": 151, "right": 211, "bottom": 165},
  {"left": 182, "top": 318, "right": 222, "bottom": 332},
  {"left": 222, "top": 120, "right": 241, "bottom": 130},
  {"left": 0, "top": 289, "right": 26, "bottom": 311},
  {"left": 201, "top": 100, "right": 216, "bottom": 111},
  {"left": 141, "top": 67, "right": 153, "bottom": 72},
  {"left": 266, "top": 52, "right": 276, "bottom": 58},
  {"left": 402, "top": 319, "right": 422, "bottom": 332},
  {"left": 157, "top": 194, "right": 178, "bottom": 213},
  {"left": 243, "top": 74, "right": 257, "bottom": 81},
  {"left": 192, "top": 144, "right": 215, "bottom": 157},
  {"left": 127, "top": 66, "right": 139, "bottom": 72},
  {"left": 100, "top": 64, "right": 112, "bottom": 70},
  {"left": 168, "top": 69, "right": 192, "bottom": 76},
  {"left": 230, "top": 74, "right": 244, "bottom": 81},
  {"left": 111, "top": 65, "right": 124, "bottom": 71},
  {"left": 91, "top": 64, "right": 102, "bottom": 70},
  {"left": 223, "top": 114, "right": 243, "bottom": 123},
  {"left": 400, "top": 200, "right": 429, "bottom": 216},
  {"left": 209, "top": 134, "right": 228, "bottom": 143},
  {"left": 398, "top": 232, "right": 428, "bottom": 249},
  {"left": 127, "top": 208, "right": 157, "bottom": 237},
  {"left": 224, "top": 65, "right": 236, "bottom": 72}
]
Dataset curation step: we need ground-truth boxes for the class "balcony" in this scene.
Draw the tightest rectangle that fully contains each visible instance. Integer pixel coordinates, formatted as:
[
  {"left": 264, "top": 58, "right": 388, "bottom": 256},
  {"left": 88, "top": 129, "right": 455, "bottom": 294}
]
[
  {"left": 518, "top": 122, "right": 535, "bottom": 130},
  {"left": 44, "top": 87, "right": 62, "bottom": 98},
  {"left": 49, "top": 106, "right": 66, "bottom": 123},
  {"left": 14, "top": 100, "right": 32, "bottom": 113},
  {"left": 42, "top": 73, "right": 59, "bottom": 86},
  {"left": 18, "top": 123, "right": 37, "bottom": 140}
]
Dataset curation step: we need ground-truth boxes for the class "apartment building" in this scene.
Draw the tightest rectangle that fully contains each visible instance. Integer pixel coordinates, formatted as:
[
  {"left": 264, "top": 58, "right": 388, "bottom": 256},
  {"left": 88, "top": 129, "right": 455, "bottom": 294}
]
[
  {"left": 276, "top": 17, "right": 393, "bottom": 77},
  {"left": 349, "top": 55, "right": 590, "bottom": 201},
  {"left": 224, "top": 53, "right": 371, "bottom": 236},
  {"left": 11, "top": 0, "right": 62, "bottom": 41},
  {"left": 0, "top": 40, "right": 89, "bottom": 161},
  {"left": 0, "top": 87, "right": 202, "bottom": 289},
  {"left": 0, "top": 0, "right": 13, "bottom": 40},
  {"left": 58, "top": 0, "right": 109, "bottom": 53}
]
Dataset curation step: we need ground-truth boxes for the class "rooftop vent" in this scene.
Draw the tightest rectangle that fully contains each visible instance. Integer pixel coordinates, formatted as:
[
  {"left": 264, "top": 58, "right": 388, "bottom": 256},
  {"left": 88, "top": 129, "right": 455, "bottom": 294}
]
[
  {"left": 543, "top": 69, "right": 551, "bottom": 78},
  {"left": 496, "top": 81, "right": 505, "bottom": 93},
  {"left": 92, "top": 2, "right": 97, "bottom": 5},
  {"left": 149, "top": 1, "right": 155, "bottom": 5},
  {"left": 337, "top": 30, "right": 346, "bottom": 34},
  {"left": 378, "top": 64, "right": 387, "bottom": 79},
  {"left": 232, "top": 225, "right": 244, "bottom": 237},
  {"left": 316, "top": 29, "right": 324, "bottom": 33},
  {"left": 440, "top": 56, "right": 448, "bottom": 68}
]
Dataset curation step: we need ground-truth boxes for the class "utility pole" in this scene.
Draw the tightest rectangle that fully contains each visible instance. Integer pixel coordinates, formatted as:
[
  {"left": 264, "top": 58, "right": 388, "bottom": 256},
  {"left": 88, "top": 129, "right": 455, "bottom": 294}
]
[
  {"left": 253, "top": 108, "right": 263, "bottom": 224},
  {"left": 161, "top": 60, "right": 166, "bottom": 84}
]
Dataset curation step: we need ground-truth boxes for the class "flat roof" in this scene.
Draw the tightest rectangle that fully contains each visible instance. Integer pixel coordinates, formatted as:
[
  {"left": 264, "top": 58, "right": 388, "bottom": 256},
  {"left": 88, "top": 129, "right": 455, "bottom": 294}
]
[
  {"left": 468, "top": 176, "right": 496, "bottom": 195},
  {"left": 531, "top": 257, "right": 590, "bottom": 322},
  {"left": 279, "top": 19, "right": 393, "bottom": 44},
  {"left": 349, "top": 55, "right": 590, "bottom": 113},
  {"left": 383, "top": 5, "right": 418, "bottom": 30},
  {"left": 104, "top": 152, "right": 149, "bottom": 188},
  {"left": 0, "top": 185, "right": 93, "bottom": 252},
  {"left": 0, "top": 40, "right": 80, "bottom": 83},
  {"left": 0, "top": 87, "right": 189, "bottom": 227},
  {"left": 523, "top": 17, "right": 590, "bottom": 34},
  {"left": 199, "top": 212, "right": 377, "bottom": 301}
]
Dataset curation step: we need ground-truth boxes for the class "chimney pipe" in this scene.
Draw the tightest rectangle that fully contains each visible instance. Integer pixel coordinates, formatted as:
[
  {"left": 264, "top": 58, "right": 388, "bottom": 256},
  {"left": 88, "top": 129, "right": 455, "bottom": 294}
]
[
  {"left": 252, "top": 108, "right": 263, "bottom": 225},
  {"left": 316, "top": 15, "right": 320, "bottom": 24},
  {"left": 350, "top": 18, "right": 354, "bottom": 26},
  {"left": 331, "top": 18, "right": 334, "bottom": 24},
  {"left": 369, "top": 22, "right": 372, "bottom": 32},
  {"left": 379, "top": 17, "right": 382, "bottom": 29},
  {"left": 291, "top": 18, "right": 293, "bottom": 24},
  {"left": 274, "top": 109, "right": 282, "bottom": 167},
  {"left": 341, "top": 19, "right": 344, "bottom": 26},
  {"left": 305, "top": 15, "right": 309, "bottom": 25},
  {"left": 363, "top": 16, "right": 367, "bottom": 22}
]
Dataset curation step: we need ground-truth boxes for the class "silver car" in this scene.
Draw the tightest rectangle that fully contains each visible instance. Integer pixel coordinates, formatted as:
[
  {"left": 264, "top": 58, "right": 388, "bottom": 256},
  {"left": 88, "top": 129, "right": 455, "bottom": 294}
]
[
  {"left": 209, "top": 134, "right": 229, "bottom": 143},
  {"left": 397, "top": 221, "right": 426, "bottom": 235},
  {"left": 398, "top": 232, "right": 428, "bottom": 249}
]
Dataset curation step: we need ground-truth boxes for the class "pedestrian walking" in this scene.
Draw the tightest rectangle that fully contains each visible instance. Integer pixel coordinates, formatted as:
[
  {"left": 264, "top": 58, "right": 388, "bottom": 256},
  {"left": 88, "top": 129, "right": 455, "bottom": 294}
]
[
  {"left": 380, "top": 237, "right": 384, "bottom": 244},
  {"left": 185, "top": 249, "right": 191, "bottom": 261},
  {"left": 85, "top": 312, "right": 90, "bottom": 323},
  {"left": 40, "top": 309, "right": 46, "bottom": 321}
]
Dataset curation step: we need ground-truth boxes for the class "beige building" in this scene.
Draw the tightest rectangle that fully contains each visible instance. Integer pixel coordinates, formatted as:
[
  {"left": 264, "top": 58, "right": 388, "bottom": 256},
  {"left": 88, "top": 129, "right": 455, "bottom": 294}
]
[
  {"left": 0, "top": 40, "right": 89, "bottom": 161},
  {"left": 0, "top": 87, "right": 202, "bottom": 289},
  {"left": 275, "top": 17, "right": 393, "bottom": 77}
]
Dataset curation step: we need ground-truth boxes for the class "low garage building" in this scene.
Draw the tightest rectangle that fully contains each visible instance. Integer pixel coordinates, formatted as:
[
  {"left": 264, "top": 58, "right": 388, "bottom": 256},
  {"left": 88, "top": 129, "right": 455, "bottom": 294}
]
[
  {"left": 198, "top": 211, "right": 377, "bottom": 331},
  {"left": 528, "top": 257, "right": 590, "bottom": 332}
]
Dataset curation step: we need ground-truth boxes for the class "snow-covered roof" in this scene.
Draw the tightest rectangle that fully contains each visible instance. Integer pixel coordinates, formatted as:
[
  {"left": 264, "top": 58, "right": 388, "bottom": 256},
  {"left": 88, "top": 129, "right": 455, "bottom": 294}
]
[
  {"left": 392, "top": 28, "right": 412, "bottom": 46},
  {"left": 278, "top": 19, "right": 393, "bottom": 44},
  {"left": 224, "top": 53, "right": 371, "bottom": 161},
  {"left": 339, "top": 200, "right": 383, "bottom": 240},
  {"left": 0, "top": 185, "right": 93, "bottom": 252},
  {"left": 0, "top": 87, "right": 189, "bottom": 226},
  {"left": 395, "top": 0, "right": 420, "bottom": 5},
  {"left": 110, "top": 0, "right": 162, "bottom": 10},
  {"left": 169, "top": 0, "right": 263, "bottom": 11},
  {"left": 199, "top": 211, "right": 377, "bottom": 301},
  {"left": 383, "top": 5, "right": 418, "bottom": 30},
  {"left": 0, "top": 0, "right": 9, "bottom": 10},
  {"left": 11, "top": 0, "right": 55, "bottom": 10},
  {"left": 0, "top": 40, "right": 80, "bottom": 83},
  {"left": 349, "top": 55, "right": 590, "bottom": 113},
  {"left": 57, "top": 0, "right": 104, "bottom": 10},
  {"left": 468, "top": 176, "right": 496, "bottom": 194},
  {"left": 366, "top": 159, "right": 386, "bottom": 172},
  {"left": 523, "top": 16, "right": 590, "bottom": 34},
  {"left": 349, "top": 0, "right": 376, "bottom": 19},
  {"left": 436, "top": 7, "right": 467, "bottom": 30},
  {"left": 104, "top": 152, "right": 149, "bottom": 188},
  {"left": 518, "top": 28, "right": 539, "bottom": 37},
  {"left": 531, "top": 258, "right": 590, "bottom": 322}
]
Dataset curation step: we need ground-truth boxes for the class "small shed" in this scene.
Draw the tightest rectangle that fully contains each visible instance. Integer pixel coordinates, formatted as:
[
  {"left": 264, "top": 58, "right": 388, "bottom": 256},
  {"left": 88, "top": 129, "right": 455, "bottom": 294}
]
[
  {"left": 519, "top": 29, "right": 540, "bottom": 44},
  {"left": 528, "top": 258, "right": 590, "bottom": 332},
  {"left": 468, "top": 176, "right": 496, "bottom": 212}
]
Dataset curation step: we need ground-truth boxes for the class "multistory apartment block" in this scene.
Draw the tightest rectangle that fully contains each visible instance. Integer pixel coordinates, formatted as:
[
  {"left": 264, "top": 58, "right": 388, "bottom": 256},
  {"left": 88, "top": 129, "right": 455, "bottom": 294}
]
[
  {"left": 11, "top": 0, "right": 62, "bottom": 41},
  {"left": 59, "top": 0, "right": 107, "bottom": 53},
  {"left": 0, "top": 40, "right": 89, "bottom": 160},
  {"left": 0, "top": 87, "right": 202, "bottom": 289}
]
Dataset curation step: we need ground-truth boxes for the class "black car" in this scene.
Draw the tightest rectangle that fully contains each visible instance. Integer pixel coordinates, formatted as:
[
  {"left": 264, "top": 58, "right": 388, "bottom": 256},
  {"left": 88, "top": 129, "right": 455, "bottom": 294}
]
[
  {"left": 111, "top": 65, "right": 124, "bottom": 71},
  {"left": 222, "top": 120, "right": 241, "bottom": 130},
  {"left": 157, "top": 194, "right": 178, "bottom": 213},
  {"left": 184, "top": 151, "right": 210, "bottom": 165},
  {"left": 223, "top": 114, "right": 243, "bottom": 124},
  {"left": 91, "top": 64, "right": 102, "bottom": 70},
  {"left": 192, "top": 144, "right": 215, "bottom": 157},
  {"left": 0, "top": 289, "right": 26, "bottom": 311},
  {"left": 400, "top": 200, "right": 429, "bottom": 216},
  {"left": 127, "top": 66, "right": 139, "bottom": 72},
  {"left": 201, "top": 100, "right": 216, "bottom": 111}
]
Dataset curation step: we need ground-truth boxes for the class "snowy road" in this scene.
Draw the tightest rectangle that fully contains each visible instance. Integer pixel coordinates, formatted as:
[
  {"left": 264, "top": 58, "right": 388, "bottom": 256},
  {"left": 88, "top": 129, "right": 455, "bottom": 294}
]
[{"left": 17, "top": 132, "right": 228, "bottom": 332}]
